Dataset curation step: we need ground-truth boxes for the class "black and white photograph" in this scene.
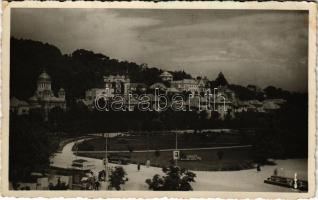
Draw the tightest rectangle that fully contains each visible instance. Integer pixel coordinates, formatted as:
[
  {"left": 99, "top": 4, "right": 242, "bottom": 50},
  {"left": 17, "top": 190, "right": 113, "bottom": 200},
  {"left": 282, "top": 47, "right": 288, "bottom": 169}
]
[{"left": 1, "top": 1, "right": 316, "bottom": 198}]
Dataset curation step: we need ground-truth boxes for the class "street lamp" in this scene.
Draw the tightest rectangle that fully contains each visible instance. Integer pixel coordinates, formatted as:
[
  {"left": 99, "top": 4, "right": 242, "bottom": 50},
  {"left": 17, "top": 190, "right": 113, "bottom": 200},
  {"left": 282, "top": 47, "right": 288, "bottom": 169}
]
[
  {"left": 104, "top": 133, "right": 109, "bottom": 190},
  {"left": 175, "top": 131, "right": 178, "bottom": 167}
]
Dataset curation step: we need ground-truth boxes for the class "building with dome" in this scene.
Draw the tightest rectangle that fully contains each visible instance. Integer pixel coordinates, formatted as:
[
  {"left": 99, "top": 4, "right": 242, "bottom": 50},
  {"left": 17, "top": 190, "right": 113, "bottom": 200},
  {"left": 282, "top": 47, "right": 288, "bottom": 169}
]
[
  {"left": 28, "top": 70, "right": 66, "bottom": 120},
  {"left": 160, "top": 71, "right": 173, "bottom": 82}
]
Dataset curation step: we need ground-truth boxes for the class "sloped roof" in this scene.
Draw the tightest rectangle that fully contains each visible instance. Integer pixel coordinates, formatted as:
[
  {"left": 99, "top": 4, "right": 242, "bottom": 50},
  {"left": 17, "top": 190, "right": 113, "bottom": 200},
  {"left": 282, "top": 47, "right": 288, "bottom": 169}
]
[
  {"left": 263, "top": 101, "right": 280, "bottom": 110},
  {"left": 47, "top": 96, "right": 65, "bottom": 102},
  {"left": 29, "top": 95, "right": 38, "bottom": 102},
  {"left": 182, "top": 79, "right": 197, "bottom": 84},
  {"left": 249, "top": 100, "right": 263, "bottom": 106},
  {"left": 264, "top": 99, "right": 286, "bottom": 105},
  {"left": 11, "top": 97, "right": 29, "bottom": 107},
  {"left": 130, "top": 83, "right": 147, "bottom": 88},
  {"left": 167, "top": 87, "right": 181, "bottom": 93},
  {"left": 160, "top": 71, "right": 173, "bottom": 77},
  {"left": 149, "top": 82, "right": 167, "bottom": 89}
]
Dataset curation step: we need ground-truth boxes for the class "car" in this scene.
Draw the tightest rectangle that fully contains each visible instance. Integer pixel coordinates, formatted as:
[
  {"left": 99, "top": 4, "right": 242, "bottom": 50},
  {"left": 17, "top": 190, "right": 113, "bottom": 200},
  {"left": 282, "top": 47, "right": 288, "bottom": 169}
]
[
  {"left": 71, "top": 159, "right": 95, "bottom": 170},
  {"left": 107, "top": 155, "right": 131, "bottom": 165},
  {"left": 180, "top": 154, "right": 202, "bottom": 161}
]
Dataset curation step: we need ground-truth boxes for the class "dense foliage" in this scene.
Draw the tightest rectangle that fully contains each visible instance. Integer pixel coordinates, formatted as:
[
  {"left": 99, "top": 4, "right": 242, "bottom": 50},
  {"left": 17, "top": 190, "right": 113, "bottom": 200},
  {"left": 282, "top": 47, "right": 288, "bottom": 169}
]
[
  {"left": 9, "top": 115, "right": 60, "bottom": 182},
  {"left": 10, "top": 38, "right": 192, "bottom": 102},
  {"left": 108, "top": 167, "right": 128, "bottom": 190},
  {"left": 11, "top": 38, "right": 301, "bottom": 103},
  {"left": 146, "top": 166, "right": 196, "bottom": 191}
]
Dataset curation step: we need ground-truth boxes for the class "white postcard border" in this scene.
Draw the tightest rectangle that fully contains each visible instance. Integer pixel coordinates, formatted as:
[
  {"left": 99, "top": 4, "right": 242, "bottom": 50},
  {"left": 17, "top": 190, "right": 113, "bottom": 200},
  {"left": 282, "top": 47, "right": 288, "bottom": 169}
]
[{"left": 1, "top": 1, "right": 316, "bottom": 198}]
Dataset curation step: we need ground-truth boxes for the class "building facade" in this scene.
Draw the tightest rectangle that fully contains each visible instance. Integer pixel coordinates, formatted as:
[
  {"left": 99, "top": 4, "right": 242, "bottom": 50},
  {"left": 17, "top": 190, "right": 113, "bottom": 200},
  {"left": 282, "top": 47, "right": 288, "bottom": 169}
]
[
  {"left": 103, "top": 75, "right": 131, "bottom": 95},
  {"left": 28, "top": 70, "right": 66, "bottom": 120},
  {"left": 159, "top": 71, "right": 173, "bottom": 82},
  {"left": 171, "top": 79, "right": 200, "bottom": 94}
]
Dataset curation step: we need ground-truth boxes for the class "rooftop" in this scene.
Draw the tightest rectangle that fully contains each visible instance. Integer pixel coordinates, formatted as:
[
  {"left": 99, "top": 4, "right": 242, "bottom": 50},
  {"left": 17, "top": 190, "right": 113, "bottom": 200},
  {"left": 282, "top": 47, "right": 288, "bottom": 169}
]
[
  {"left": 160, "top": 71, "right": 173, "bottom": 77},
  {"left": 38, "top": 70, "right": 51, "bottom": 81}
]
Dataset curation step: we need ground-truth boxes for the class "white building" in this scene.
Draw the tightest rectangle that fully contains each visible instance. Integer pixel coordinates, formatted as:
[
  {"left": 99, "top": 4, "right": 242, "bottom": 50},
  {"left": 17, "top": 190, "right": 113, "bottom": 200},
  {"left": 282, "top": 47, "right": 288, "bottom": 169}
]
[
  {"left": 160, "top": 71, "right": 173, "bottom": 82},
  {"left": 171, "top": 79, "right": 200, "bottom": 94},
  {"left": 103, "top": 75, "right": 130, "bottom": 95},
  {"left": 28, "top": 70, "right": 66, "bottom": 120},
  {"left": 81, "top": 88, "right": 115, "bottom": 108}
]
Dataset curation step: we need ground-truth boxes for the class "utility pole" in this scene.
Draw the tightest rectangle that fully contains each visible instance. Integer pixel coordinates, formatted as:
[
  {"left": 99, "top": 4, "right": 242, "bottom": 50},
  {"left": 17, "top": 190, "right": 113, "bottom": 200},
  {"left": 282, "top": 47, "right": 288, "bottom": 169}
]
[
  {"left": 75, "top": 142, "right": 78, "bottom": 161},
  {"left": 146, "top": 131, "right": 150, "bottom": 168},
  {"left": 104, "top": 133, "right": 108, "bottom": 190},
  {"left": 175, "top": 131, "right": 178, "bottom": 167}
]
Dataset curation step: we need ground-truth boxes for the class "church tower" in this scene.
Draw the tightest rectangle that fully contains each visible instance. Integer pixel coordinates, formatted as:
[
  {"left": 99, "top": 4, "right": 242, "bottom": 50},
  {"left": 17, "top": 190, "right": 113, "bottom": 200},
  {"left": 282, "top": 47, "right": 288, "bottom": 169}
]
[{"left": 37, "top": 70, "right": 52, "bottom": 92}]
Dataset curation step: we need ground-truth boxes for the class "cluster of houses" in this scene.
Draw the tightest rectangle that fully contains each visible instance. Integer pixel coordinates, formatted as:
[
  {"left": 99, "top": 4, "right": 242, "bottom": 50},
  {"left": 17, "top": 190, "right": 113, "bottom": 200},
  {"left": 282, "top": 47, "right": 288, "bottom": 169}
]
[
  {"left": 79, "top": 71, "right": 286, "bottom": 119},
  {"left": 10, "top": 70, "right": 286, "bottom": 120}
]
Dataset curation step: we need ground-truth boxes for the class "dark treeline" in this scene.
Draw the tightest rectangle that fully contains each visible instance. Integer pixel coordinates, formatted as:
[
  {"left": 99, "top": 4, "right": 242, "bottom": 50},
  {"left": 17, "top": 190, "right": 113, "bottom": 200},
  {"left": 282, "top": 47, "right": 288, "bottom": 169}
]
[
  {"left": 10, "top": 37, "right": 192, "bottom": 103},
  {"left": 9, "top": 115, "right": 60, "bottom": 182},
  {"left": 11, "top": 37, "right": 304, "bottom": 104}
]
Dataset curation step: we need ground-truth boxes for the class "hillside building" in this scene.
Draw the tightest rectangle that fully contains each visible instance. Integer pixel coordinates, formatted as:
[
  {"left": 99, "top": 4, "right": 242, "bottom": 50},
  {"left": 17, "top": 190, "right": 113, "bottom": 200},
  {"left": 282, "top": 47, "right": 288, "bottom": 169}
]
[
  {"left": 10, "top": 97, "right": 30, "bottom": 115},
  {"left": 103, "top": 75, "right": 131, "bottom": 95},
  {"left": 29, "top": 71, "right": 66, "bottom": 120},
  {"left": 160, "top": 71, "right": 173, "bottom": 82},
  {"left": 10, "top": 70, "right": 66, "bottom": 120}
]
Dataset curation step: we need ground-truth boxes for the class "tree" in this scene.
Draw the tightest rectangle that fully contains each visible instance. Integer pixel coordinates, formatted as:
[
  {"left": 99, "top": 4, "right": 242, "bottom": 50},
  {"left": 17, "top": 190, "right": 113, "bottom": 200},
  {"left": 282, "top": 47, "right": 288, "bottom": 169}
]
[
  {"left": 48, "top": 178, "right": 69, "bottom": 190},
  {"left": 98, "top": 170, "right": 106, "bottom": 181},
  {"left": 214, "top": 72, "right": 228, "bottom": 86},
  {"left": 108, "top": 166, "right": 128, "bottom": 190},
  {"left": 155, "top": 150, "right": 161, "bottom": 157},
  {"left": 9, "top": 115, "right": 58, "bottom": 182},
  {"left": 145, "top": 166, "right": 196, "bottom": 191},
  {"left": 154, "top": 150, "right": 161, "bottom": 166},
  {"left": 127, "top": 144, "right": 134, "bottom": 159},
  {"left": 217, "top": 150, "right": 224, "bottom": 170},
  {"left": 10, "top": 37, "right": 192, "bottom": 103},
  {"left": 217, "top": 150, "right": 224, "bottom": 160},
  {"left": 170, "top": 70, "right": 192, "bottom": 81}
]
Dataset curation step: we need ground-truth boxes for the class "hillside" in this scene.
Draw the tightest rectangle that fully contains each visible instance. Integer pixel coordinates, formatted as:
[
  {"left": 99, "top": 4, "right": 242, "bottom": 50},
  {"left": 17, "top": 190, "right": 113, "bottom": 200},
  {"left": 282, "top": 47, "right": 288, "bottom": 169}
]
[
  {"left": 10, "top": 37, "right": 304, "bottom": 103},
  {"left": 10, "top": 37, "right": 192, "bottom": 102}
]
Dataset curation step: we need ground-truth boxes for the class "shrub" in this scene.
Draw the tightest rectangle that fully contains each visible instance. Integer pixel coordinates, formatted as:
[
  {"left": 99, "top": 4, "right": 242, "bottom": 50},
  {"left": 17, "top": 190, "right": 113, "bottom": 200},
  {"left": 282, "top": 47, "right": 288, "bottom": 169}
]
[
  {"left": 108, "top": 166, "right": 128, "bottom": 190},
  {"left": 145, "top": 166, "right": 196, "bottom": 191}
]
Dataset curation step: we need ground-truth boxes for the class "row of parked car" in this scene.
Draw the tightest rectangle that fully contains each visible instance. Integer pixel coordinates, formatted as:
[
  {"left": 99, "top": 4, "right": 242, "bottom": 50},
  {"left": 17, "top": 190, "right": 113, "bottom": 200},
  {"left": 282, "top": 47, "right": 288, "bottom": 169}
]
[{"left": 71, "top": 154, "right": 131, "bottom": 170}]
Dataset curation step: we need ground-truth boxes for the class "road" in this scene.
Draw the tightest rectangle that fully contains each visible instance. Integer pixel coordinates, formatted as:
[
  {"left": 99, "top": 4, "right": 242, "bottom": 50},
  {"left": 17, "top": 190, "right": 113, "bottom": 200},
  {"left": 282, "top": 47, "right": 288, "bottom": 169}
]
[{"left": 50, "top": 137, "right": 307, "bottom": 192}]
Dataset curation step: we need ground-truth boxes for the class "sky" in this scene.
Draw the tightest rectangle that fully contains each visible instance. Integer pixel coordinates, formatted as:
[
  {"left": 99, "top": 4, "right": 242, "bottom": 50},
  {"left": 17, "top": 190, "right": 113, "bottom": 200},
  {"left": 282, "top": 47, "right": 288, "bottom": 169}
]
[{"left": 11, "top": 8, "right": 308, "bottom": 92}]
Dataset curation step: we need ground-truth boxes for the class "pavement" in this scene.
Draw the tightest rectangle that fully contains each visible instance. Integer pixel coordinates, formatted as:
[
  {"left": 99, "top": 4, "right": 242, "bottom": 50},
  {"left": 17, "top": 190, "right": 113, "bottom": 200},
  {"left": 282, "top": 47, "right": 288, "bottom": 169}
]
[{"left": 50, "top": 138, "right": 307, "bottom": 192}]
